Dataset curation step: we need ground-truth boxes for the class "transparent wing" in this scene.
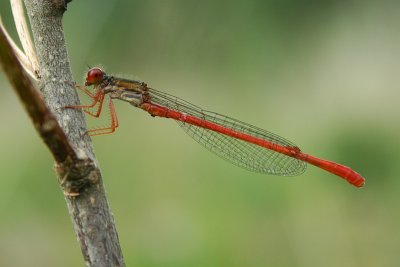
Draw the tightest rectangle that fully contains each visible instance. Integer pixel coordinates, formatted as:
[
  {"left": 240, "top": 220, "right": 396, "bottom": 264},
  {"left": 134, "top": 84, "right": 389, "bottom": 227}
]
[{"left": 149, "top": 88, "right": 307, "bottom": 176}]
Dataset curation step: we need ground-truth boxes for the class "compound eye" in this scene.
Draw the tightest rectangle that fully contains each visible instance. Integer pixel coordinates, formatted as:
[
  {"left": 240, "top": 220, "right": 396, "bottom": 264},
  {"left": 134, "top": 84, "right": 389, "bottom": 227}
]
[{"left": 85, "top": 68, "right": 104, "bottom": 86}]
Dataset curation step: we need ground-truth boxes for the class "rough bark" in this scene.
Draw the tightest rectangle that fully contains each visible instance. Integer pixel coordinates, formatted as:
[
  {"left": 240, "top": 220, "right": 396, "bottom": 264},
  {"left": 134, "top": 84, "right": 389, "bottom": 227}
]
[{"left": 0, "top": 1, "right": 125, "bottom": 266}]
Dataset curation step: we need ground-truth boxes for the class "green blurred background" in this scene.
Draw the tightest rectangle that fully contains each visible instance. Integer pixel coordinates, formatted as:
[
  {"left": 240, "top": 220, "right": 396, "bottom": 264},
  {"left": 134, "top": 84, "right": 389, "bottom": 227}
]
[{"left": 1, "top": 0, "right": 399, "bottom": 266}]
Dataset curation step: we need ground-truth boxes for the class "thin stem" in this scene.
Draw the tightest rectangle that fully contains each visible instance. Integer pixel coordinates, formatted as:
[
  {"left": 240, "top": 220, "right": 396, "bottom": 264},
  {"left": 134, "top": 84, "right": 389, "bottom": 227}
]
[{"left": 0, "top": 0, "right": 127, "bottom": 266}]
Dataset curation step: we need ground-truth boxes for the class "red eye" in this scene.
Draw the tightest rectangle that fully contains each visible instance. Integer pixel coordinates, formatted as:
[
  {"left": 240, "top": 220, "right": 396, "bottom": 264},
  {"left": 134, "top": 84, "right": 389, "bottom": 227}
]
[{"left": 85, "top": 67, "right": 104, "bottom": 86}]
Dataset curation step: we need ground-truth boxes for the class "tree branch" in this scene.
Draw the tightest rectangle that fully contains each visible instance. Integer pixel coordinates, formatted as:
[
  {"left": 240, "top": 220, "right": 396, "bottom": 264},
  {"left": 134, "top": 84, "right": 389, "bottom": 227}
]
[
  {"left": 0, "top": 0, "right": 125, "bottom": 266},
  {"left": 11, "top": 0, "right": 40, "bottom": 76}
]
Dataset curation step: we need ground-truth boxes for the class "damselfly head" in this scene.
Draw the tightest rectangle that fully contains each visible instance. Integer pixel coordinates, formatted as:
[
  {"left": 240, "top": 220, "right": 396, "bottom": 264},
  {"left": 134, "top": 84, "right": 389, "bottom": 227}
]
[{"left": 85, "top": 67, "right": 105, "bottom": 86}]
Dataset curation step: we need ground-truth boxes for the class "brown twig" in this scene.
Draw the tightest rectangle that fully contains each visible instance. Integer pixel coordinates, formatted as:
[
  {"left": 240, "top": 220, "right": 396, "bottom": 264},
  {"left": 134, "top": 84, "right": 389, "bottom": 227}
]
[
  {"left": 0, "top": 0, "right": 125, "bottom": 266},
  {"left": 0, "top": 19, "right": 76, "bottom": 168}
]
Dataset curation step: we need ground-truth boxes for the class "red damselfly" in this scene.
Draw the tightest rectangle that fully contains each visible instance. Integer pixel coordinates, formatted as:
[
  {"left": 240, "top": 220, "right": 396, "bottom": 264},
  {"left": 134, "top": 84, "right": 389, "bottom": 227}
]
[{"left": 66, "top": 68, "right": 365, "bottom": 187}]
